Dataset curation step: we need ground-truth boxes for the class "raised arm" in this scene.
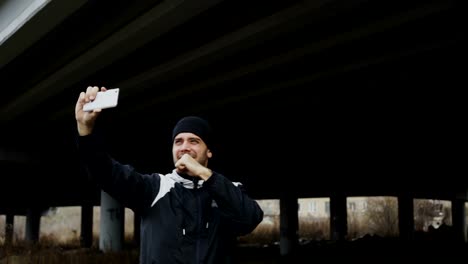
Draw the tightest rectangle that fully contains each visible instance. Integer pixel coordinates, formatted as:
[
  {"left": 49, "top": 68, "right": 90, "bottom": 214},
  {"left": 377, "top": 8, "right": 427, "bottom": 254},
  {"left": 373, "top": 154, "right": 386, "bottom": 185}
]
[
  {"left": 77, "top": 133, "right": 160, "bottom": 212},
  {"left": 75, "top": 86, "right": 160, "bottom": 212}
]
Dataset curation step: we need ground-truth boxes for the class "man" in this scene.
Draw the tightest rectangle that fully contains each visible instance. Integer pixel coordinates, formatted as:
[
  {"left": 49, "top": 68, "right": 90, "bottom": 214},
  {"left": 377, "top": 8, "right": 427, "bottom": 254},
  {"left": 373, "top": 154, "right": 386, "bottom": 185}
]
[{"left": 75, "top": 86, "right": 264, "bottom": 263}]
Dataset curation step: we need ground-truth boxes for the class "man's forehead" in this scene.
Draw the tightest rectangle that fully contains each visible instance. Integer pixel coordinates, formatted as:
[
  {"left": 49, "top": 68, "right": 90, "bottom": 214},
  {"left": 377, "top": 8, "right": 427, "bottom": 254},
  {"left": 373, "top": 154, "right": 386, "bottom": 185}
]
[{"left": 174, "top": 132, "right": 201, "bottom": 140}]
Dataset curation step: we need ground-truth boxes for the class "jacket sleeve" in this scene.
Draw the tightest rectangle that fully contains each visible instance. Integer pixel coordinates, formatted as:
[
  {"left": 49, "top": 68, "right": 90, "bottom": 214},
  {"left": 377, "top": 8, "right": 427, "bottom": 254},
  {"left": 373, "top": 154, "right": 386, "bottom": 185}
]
[
  {"left": 76, "top": 133, "right": 160, "bottom": 212},
  {"left": 203, "top": 172, "right": 264, "bottom": 235}
]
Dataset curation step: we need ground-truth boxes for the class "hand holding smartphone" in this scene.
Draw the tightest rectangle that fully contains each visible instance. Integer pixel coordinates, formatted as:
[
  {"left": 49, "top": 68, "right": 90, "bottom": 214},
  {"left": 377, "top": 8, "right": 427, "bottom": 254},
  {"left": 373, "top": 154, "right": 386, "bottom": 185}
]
[{"left": 83, "top": 88, "right": 120, "bottom": 112}]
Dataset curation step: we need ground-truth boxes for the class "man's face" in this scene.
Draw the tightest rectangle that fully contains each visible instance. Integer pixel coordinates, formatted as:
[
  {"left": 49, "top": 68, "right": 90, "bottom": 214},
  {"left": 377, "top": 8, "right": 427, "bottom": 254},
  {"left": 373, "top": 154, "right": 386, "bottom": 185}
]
[{"left": 172, "top": 132, "right": 212, "bottom": 166}]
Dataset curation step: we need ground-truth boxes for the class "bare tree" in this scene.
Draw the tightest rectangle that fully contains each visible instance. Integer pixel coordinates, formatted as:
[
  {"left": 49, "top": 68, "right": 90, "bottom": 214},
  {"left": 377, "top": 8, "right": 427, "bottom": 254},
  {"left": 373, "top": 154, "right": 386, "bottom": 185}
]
[{"left": 363, "top": 197, "right": 399, "bottom": 237}]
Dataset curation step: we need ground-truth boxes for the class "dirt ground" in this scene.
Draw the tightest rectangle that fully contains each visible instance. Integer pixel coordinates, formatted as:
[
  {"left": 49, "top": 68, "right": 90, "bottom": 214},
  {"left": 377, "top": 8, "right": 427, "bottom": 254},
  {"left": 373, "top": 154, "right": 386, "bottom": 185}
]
[{"left": 2, "top": 238, "right": 467, "bottom": 264}]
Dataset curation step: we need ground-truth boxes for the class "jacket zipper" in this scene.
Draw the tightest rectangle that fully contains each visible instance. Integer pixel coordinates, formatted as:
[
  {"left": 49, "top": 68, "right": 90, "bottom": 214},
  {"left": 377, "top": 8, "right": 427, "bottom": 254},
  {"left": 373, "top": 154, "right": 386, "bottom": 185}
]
[{"left": 193, "top": 178, "right": 202, "bottom": 264}]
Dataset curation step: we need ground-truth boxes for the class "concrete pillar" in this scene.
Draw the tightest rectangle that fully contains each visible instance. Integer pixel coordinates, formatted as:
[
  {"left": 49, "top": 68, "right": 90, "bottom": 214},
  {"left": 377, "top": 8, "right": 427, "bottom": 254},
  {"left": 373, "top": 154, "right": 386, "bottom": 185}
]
[
  {"left": 330, "top": 193, "right": 347, "bottom": 241},
  {"left": 99, "top": 191, "right": 124, "bottom": 251},
  {"left": 451, "top": 199, "right": 467, "bottom": 243},
  {"left": 398, "top": 194, "right": 414, "bottom": 241},
  {"left": 25, "top": 208, "right": 41, "bottom": 242},
  {"left": 279, "top": 193, "right": 298, "bottom": 256},
  {"left": 80, "top": 203, "right": 93, "bottom": 247},
  {"left": 5, "top": 213, "right": 14, "bottom": 244}
]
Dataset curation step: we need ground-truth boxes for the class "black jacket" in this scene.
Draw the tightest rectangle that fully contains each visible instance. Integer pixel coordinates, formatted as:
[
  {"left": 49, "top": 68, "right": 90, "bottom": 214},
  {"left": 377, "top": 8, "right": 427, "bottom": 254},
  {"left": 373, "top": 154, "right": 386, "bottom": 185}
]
[{"left": 77, "top": 133, "right": 264, "bottom": 264}]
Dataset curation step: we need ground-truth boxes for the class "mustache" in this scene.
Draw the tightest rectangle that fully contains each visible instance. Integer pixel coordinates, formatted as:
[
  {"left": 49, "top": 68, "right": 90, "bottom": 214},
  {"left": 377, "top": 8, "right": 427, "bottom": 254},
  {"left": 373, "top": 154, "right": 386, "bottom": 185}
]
[{"left": 177, "top": 152, "right": 195, "bottom": 159}]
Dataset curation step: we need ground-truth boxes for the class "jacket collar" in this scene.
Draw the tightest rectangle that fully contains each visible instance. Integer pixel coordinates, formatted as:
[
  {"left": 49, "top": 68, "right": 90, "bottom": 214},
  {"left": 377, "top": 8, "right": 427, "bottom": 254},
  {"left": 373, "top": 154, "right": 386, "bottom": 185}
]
[{"left": 166, "top": 169, "right": 204, "bottom": 189}]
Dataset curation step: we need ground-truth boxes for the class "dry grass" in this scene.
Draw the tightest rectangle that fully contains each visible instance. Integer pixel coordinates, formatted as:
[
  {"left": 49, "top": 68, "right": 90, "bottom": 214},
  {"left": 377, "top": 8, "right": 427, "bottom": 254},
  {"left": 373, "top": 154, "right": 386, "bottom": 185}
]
[
  {"left": 0, "top": 243, "right": 139, "bottom": 264},
  {"left": 0, "top": 234, "right": 138, "bottom": 264},
  {"left": 239, "top": 216, "right": 330, "bottom": 246},
  {"left": 0, "top": 207, "right": 139, "bottom": 263}
]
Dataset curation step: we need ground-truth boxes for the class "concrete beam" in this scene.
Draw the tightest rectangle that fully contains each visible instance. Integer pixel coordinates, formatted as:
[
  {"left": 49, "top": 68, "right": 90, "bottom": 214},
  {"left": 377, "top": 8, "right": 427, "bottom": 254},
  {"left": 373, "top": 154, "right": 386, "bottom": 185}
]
[
  {"left": 0, "top": 0, "right": 88, "bottom": 67},
  {"left": 0, "top": 0, "right": 224, "bottom": 121}
]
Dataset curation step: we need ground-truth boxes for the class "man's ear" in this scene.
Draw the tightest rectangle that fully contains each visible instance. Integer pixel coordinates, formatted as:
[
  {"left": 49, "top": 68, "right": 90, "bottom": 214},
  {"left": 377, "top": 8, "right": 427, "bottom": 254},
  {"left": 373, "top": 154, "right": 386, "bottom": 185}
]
[{"left": 207, "top": 149, "right": 213, "bottom": 158}]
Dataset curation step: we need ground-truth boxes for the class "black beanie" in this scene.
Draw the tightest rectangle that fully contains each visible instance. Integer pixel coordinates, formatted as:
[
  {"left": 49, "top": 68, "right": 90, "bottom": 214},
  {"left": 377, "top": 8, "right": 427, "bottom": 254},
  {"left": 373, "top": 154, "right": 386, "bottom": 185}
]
[{"left": 172, "top": 116, "right": 212, "bottom": 147}]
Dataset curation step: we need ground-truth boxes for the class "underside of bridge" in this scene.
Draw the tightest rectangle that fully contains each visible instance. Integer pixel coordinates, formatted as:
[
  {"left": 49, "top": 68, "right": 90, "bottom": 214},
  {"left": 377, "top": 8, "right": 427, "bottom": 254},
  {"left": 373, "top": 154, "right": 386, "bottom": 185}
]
[{"left": 0, "top": 0, "right": 465, "bottom": 210}]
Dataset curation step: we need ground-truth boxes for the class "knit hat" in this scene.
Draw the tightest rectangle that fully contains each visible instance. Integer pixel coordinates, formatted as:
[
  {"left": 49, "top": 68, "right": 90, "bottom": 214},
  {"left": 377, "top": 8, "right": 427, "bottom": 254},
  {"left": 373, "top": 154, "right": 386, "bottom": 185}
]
[{"left": 172, "top": 116, "right": 212, "bottom": 147}]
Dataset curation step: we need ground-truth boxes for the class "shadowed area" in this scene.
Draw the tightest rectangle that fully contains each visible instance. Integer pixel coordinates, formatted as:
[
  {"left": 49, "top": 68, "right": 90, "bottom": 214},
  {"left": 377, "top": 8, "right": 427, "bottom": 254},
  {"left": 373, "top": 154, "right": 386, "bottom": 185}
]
[{"left": 0, "top": 0, "right": 464, "bottom": 212}]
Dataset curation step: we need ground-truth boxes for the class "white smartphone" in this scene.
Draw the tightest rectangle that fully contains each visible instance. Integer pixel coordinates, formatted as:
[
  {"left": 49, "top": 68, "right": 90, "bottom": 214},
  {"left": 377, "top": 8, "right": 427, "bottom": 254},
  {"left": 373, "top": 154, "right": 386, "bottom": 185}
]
[{"left": 83, "top": 88, "right": 120, "bottom": 112}]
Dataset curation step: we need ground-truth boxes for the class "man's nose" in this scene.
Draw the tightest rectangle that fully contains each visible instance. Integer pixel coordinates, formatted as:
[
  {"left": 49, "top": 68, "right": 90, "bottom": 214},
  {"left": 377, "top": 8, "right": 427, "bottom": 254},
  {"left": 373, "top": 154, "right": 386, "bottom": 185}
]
[{"left": 180, "top": 141, "right": 191, "bottom": 150}]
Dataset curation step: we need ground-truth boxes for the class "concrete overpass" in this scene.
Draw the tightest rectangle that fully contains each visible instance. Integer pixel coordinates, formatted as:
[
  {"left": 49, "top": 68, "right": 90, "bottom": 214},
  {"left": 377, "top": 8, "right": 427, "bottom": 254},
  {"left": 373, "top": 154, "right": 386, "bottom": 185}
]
[{"left": 0, "top": 0, "right": 465, "bottom": 255}]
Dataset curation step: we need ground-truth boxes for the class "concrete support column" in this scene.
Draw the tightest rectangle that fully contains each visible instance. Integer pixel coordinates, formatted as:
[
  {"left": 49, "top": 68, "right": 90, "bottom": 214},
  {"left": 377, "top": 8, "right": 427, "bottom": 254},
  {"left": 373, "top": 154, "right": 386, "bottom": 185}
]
[
  {"left": 81, "top": 203, "right": 93, "bottom": 247},
  {"left": 398, "top": 194, "right": 414, "bottom": 241},
  {"left": 279, "top": 193, "right": 298, "bottom": 256},
  {"left": 25, "top": 208, "right": 41, "bottom": 243},
  {"left": 99, "top": 191, "right": 124, "bottom": 252},
  {"left": 5, "top": 213, "right": 14, "bottom": 244},
  {"left": 330, "top": 193, "right": 347, "bottom": 241},
  {"left": 451, "top": 199, "right": 467, "bottom": 243}
]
